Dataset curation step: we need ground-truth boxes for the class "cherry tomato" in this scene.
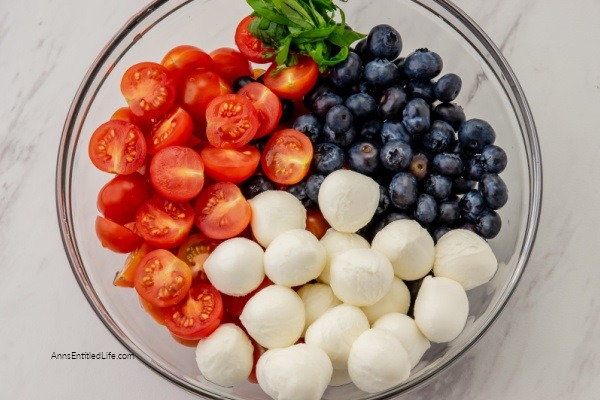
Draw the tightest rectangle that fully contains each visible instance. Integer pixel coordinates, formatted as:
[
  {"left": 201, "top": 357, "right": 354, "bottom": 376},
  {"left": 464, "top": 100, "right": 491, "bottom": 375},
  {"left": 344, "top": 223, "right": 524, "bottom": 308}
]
[
  {"left": 235, "top": 16, "right": 275, "bottom": 64},
  {"left": 139, "top": 296, "right": 166, "bottom": 325},
  {"left": 263, "top": 56, "right": 319, "bottom": 100},
  {"left": 200, "top": 145, "right": 260, "bottom": 183},
  {"left": 306, "top": 207, "right": 330, "bottom": 239},
  {"left": 147, "top": 106, "right": 194, "bottom": 155},
  {"left": 176, "top": 233, "right": 221, "bottom": 284},
  {"left": 135, "top": 195, "right": 195, "bottom": 248},
  {"left": 110, "top": 107, "right": 150, "bottom": 131},
  {"left": 114, "top": 242, "right": 154, "bottom": 288},
  {"left": 253, "top": 68, "right": 266, "bottom": 79},
  {"left": 170, "top": 333, "right": 200, "bottom": 347},
  {"left": 120, "top": 62, "right": 176, "bottom": 121},
  {"left": 134, "top": 249, "right": 192, "bottom": 308},
  {"left": 149, "top": 146, "right": 205, "bottom": 202},
  {"left": 97, "top": 172, "right": 148, "bottom": 224},
  {"left": 221, "top": 277, "right": 272, "bottom": 316},
  {"left": 88, "top": 120, "right": 147, "bottom": 175},
  {"left": 95, "top": 216, "right": 142, "bottom": 253},
  {"left": 162, "top": 283, "right": 224, "bottom": 340},
  {"left": 248, "top": 340, "right": 267, "bottom": 384},
  {"left": 210, "top": 47, "right": 253, "bottom": 85},
  {"left": 238, "top": 83, "right": 282, "bottom": 138},
  {"left": 161, "top": 45, "right": 215, "bottom": 84},
  {"left": 261, "top": 129, "right": 313, "bottom": 185},
  {"left": 194, "top": 182, "right": 251, "bottom": 240},
  {"left": 206, "top": 94, "right": 259, "bottom": 149}
]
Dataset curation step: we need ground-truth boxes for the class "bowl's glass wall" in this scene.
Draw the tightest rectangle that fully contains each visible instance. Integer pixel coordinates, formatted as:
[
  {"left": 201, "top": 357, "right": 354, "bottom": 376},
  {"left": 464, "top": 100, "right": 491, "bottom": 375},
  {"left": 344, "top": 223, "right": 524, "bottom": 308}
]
[{"left": 58, "top": 0, "right": 540, "bottom": 398}]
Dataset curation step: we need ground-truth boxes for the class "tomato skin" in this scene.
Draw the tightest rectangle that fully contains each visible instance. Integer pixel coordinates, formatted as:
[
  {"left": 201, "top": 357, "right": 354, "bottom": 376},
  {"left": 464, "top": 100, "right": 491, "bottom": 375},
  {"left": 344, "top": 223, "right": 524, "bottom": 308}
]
[
  {"left": 263, "top": 57, "right": 319, "bottom": 100},
  {"left": 221, "top": 277, "right": 272, "bottom": 316},
  {"left": 114, "top": 242, "right": 154, "bottom": 287},
  {"left": 88, "top": 120, "right": 147, "bottom": 175},
  {"left": 163, "top": 284, "right": 224, "bottom": 340},
  {"left": 95, "top": 216, "right": 142, "bottom": 253},
  {"left": 210, "top": 47, "right": 253, "bottom": 85},
  {"left": 97, "top": 172, "right": 149, "bottom": 224},
  {"left": 139, "top": 296, "right": 166, "bottom": 325},
  {"left": 161, "top": 45, "right": 215, "bottom": 85},
  {"left": 205, "top": 94, "right": 259, "bottom": 149},
  {"left": 200, "top": 145, "right": 260, "bottom": 184},
  {"left": 306, "top": 207, "right": 330, "bottom": 239},
  {"left": 149, "top": 146, "right": 205, "bottom": 202},
  {"left": 120, "top": 62, "right": 176, "bottom": 121},
  {"left": 176, "top": 233, "right": 221, "bottom": 284},
  {"left": 235, "top": 16, "right": 275, "bottom": 64},
  {"left": 261, "top": 129, "right": 314, "bottom": 185},
  {"left": 238, "top": 83, "right": 282, "bottom": 138},
  {"left": 110, "top": 106, "right": 151, "bottom": 132},
  {"left": 135, "top": 195, "right": 195, "bottom": 249},
  {"left": 147, "top": 106, "right": 194, "bottom": 155}
]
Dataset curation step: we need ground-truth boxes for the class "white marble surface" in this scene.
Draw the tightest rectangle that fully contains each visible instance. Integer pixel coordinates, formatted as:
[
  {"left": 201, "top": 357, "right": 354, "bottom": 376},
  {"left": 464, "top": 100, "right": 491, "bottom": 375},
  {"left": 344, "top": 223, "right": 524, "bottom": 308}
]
[{"left": 1, "top": 0, "right": 599, "bottom": 399}]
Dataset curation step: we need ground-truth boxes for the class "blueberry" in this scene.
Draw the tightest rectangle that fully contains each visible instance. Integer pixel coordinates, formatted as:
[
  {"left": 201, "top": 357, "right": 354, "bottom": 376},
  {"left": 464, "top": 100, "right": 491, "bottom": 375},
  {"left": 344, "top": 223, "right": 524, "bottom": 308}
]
[
  {"left": 479, "top": 173, "right": 508, "bottom": 209},
  {"left": 460, "top": 222, "right": 478, "bottom": 233},
  {"left": 402, "top": 98, "right": 431, "bottom": 134},
  {"left": 293, "top": 114, "right": 322, "bottom": 144},
  {"left": 381, "top": 120, "right": 411, "bottom": 144},
  {"left": 425, "top": 174, "right": 452, "bottom": 200},
  {"left": 376, "top": 184, "right": 391, "bottom": 215},
  {"left": 256, "top": 73, "right": 265, "bottom": 84},
  {"left": 354, "top": 38, "right": 372, "bottom": 63},
  {"left": 406, "top": 80, "right": 435, "bottom": 103},
  {"left": 476, "top": 209, "right": 502, "bottom": 239},
  {"left": 233, "top": 75, "right": 255, "bottom": 92},
  {"left": 458, "top": 119, "right": 496, "bottom": 153},
  {"left": 432, "top": 226, "right": 452, "bottom": 243},
  {"left": 389, "top": 172, "right": 418, "bottom": 210},
  {"left": 348, "top": 141, "right": 381, "bottom": 175},
  {"left": 452, "top": 176, "right": 475, "bottom": 194},
  {"left": 467, "top": 155, "right": 486, "bottom": 180},
  {"left": 251, "top": 136, "right": 270, "bottom": 153},
  {"left": 325, "top": 105, "right": 354, "bottom": 134},
  {"left": 433, "top": 73, "right": 462, "bottom": 102},
  {"left": 364, "top": 59, "right": 400, "bottom": 86},
  {"left": 313, "top": 143, "right": 345, "bottom": 175},
  {"left": 361, "top": 217, "right": 387, "bottom": 242},
  {"left": 313, "top": 92, "right": 344, "bottom": 118},
  {"left": 306, "top": 174, "right": 325, "bottom": 203},
  {"left": 393, "top": 57, "right": 408, "bottom": 81},
  {"left": 287, "top": 182, "right": 312, "bottom": 207},
  {"left": 332, "top": 52, "right": 363, "bottom": 87},
  {"left": 460, "top": 189, "right": 486, "bottom": 222},
  {"left": 437, "top": 199, "right": 460, "bottom": 226},
  {"left": 378, "top": 86, "right": 408, "bottom": 120},
  {"left": 359, "top": 120, "right": 383, "bottom": 142},
  {"left": 448, "top": 140, "right": 474, "bottom": 161},
  {"left": 366, "top": 24, "right": 402, "bottom": 60},
  {"left": 380, "top": 140, "right": 413, "bottom": 172},
  {"left": 415, "top": 194, "right": 438, "bottom": 224},
  {"left": 346, "top": 93, "right": 377, "bottom": 120},
  {"left": 321, "top": 124, "right": 357, "bottom": 148},
  {"left": 432, "top": 152, "right": 464, "bottom": 176},
  {"left": 385, "top": 212, "right": 410, "bottom": 224},
  {"left": 409, "top": 153, "right": 430, "bottom": 180},
  {"left": 420, "top": 120, "right": 455, "bottom": 153},
  {"left": 304, "top": 78, "right": 334, "bottom": 111},
  {"left": 242, "top": 175, "right": 275, "bottom": 199},
  {"left": 434, "top": 103, "right": 466, "bottom": 130},
  {"left": 277, "top": 99, "right": 294, "bottom": 124},
  {"left": 481, "top": 145, "right": 507, "bottom": 173},
  {"left": 404, "top": 49, "right": 443, "bottom": 80}
]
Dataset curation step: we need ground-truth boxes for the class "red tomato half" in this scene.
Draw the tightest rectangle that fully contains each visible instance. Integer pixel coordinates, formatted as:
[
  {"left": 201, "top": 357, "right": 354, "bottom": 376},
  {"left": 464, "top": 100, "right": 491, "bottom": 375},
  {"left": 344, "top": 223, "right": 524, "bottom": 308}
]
[
  {"left": 263, "top": 56, "right": 319, "bottom": 100},
  {"left": 200, "top": 145, "right": 260, "bottom": 183},
  {"left": 88, "top": 120, "right": 147, "bottom": 175},
  {"left": 149, "top": 146, "right": 205, "bottom": 202},
  {"left": 134, "top": 249, "right": 192, "bottom": 308},
  {"left": 306, "top": 207, "right": 330, "bottom": 240},
  {"left": 238, "top": 82, "right": 282, "bottom": 138},
  {"left": 114, "top": 242, "right": 154, "bottom": 288},
  {"left": 136, "top": 195, "right": 195, "bottom": 248},
  {"left": 194, "top": 182, "right": 251, "bottom": 240},
  {"left": 163, "top": 284, "right": 223, "bottom": 340},
  {"left": 120, "top": 62, "right": 176, "bottom": 121},
  {"left": 147, "top": 106, "right": 194, "bottom": 155},
  {"left": 161, "top": 45, "right": 215, "bottom": 84},
  {"left": 206, "top": 94, "right": 259, "bottom": 149},
  {"left": 261, "top": 129, "right": 313, "bottom": 185},
  {"left": 139, "top": 296, "right": 166, "bottom": 325},
  {"left": 97, "top": 172, "right": 148, "bottom": 224},
  {"left": 235, "top": 16, "right": 275, "bottom": 64},
  {"left": 210, "top": 47, "right": 253, "bottom": 85},
  {"left": 176, "top": 233, "right": 221, "bottom": 284},
  {"left": 95, "top": 216, "right": 142, "bottom": 253},
  {"left": 110, "top": 107, "right": 150, "bottom": 131},
  {"left": 221, "top": 277, "right": 273, "bottom": 316}
]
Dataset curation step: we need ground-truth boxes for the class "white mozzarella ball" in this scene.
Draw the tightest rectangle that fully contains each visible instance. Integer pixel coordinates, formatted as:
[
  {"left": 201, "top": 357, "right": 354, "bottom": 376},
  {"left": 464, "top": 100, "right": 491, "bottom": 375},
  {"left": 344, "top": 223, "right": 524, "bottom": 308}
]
[
  {"left": 249, "top": 190, "right": 306, "bottom": 247},
  {"left": 329, "top": 368, "right": 352, "bottom": 387},
  {"left": 305, "top": 304, "right": 370, "bottom": 369},
  {"left": 361, "top": 277, "right": 411, "bottom": 324},
  {"left": 203, "top": 238, "right": 265, "bottom": 296},
  {"left": 347, "top": 328, "right": 411, "bottom": 393},
  {"left": 329, "top": 248, "right": 394, "bottom": 307},
  {"left": 297, "top": 283, "right": 341, "bottom": 336},
  {"left": 433, "top": 229, "right": 498, "bottom": 290},
  {"left": 414, "top": 276, "right": 469, "bottom": 343},
  {"left": 318, "top": 170, "right": 380, "bottom": 233},
  {"left": 264, "top": 229, "right": 326, "bottom": 287},
  {"left": 318, "top": 228, "right": 370, "bottom": 284},
  {"left": 195, "top": 324, "right": 253, "bottom": 387},
  {"left": 372, "top": 220, "right": 435, "bottom": 281},
  {"left": 257, "top": 344, "right": 333, "bottom": 400},
  {"left": 240, "top": 285, "right": 305, "bottom": 349},
  {"left": 373, "top": 313, "right": 430, "bottom": 369}
]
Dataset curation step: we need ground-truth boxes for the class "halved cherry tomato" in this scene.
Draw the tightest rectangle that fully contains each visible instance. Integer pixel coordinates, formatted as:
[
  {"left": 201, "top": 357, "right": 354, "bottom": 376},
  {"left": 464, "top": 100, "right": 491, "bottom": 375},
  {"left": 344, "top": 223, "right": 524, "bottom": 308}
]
[
  {"left": 97, "top": 172, "right": 148, "bottom": 224},
  {"left": 253, "top": 68, "right": 266, "bottom": 79},
  {"left": 200, "top": 145, "right": 260, "bottom": 183},
  {"left": 110, "top": 107, "right": 150, "bottom": 131},
  {"left": 114, "top": 242, "right": 154, "bottom": 287},
  {"left": 136, "top": 195, "right": 195, "bottom": 248},
  {"left": 134, "top": 249, "right": 192, "bottom": 308},
  {"left": 147, "top": 106, "right": 194, "bottom": 155},
  {"left": 206, "top": 94, "right": 259, "bottom": 149},
  {"left": 261, "top": 129, "right": 313, "bottom": 185},
  {"left": 120, "top": 62, "right": 176, "bottom": 121},
  {"left": 162, "top": 283, "right": 223, "bottom": 340},
  {"left": 235, "top": 16, "right": 275, "bottom": 64},
  {"left": 149, "top": 146, "right": 205, "bottom": 202},
  {"left": 221, "top": 277, "right": 272, "bottom": 316},
  {"left": 194, "top": 182, "right": 251, "bottom": 239},
  {"left": 95, "top": 216, "right": 142, "bottom": 253},
  {"left": 263, "top": 56, "right": 319, "bottom": 100},
  {"left": 139, "top": 296, "right": 166, "bottom": 325},
  {"left": 88, "top": 120, "right": 147, "bottom": 175},
  {"left": 161, "top": 45, "right": 215, "bottom": 84},
  {"left": 238, "top": 83, "right": 282, "bottom": 138},
  {"left": 176, "top": 233, "right": 221, "bottom": 284},
  {"left": 170, "top": 333, "right": 200, "bottom": 347},
  {"left": 306, "top": 207, "right": 331, "bottom": 240},
  {"left": 210, "top": 47, "right": 253, "bottom": 85}
]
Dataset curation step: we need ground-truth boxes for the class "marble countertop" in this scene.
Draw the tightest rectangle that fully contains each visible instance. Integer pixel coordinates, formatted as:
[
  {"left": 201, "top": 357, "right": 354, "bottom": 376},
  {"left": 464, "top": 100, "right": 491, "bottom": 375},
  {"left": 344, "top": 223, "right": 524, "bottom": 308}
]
[{"left": 1, "top": 0, "right": 599, "bottom": 398}]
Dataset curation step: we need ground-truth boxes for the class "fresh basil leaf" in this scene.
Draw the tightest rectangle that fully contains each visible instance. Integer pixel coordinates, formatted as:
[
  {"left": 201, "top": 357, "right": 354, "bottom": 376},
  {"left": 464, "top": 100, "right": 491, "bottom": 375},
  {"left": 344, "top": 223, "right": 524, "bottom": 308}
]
[
  {"left": 281, "top": 0, "right": 315, "bottom": 29},
  {"left": 275, "top": 35, "right": 293, "bottom": 65}
]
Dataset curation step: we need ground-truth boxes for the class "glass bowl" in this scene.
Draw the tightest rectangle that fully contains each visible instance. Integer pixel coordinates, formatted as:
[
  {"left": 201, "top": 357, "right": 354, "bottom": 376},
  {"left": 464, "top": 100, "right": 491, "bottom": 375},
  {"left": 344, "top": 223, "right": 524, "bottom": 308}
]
[{"left": 56, "top": 0, "right": 542, "bottom": 398}]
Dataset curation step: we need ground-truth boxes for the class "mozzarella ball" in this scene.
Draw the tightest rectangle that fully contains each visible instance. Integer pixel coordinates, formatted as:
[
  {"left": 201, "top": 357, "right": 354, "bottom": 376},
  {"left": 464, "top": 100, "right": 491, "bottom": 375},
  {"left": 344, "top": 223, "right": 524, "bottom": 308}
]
[
  {"left": 264, "top": 229, "right": 326, "bottom": 287},
  {"left": 240, "top": 285, "right": 305, "bottom": 349},
  {"left": 257, "top": 344, "right": 333, "bottom": 400},
  {"left": 329, "top": 248, "right": 394, "bottom": 307},
  {"left": 297, "top": 283, "right": 341, "bottom": 336},
  {"left": 318, "top": 228, "right": 370, "bottom": 284},
  {"left": 329, "top": 368, "right": 352, "bottom": 387},
  {"left": 414, "top": 276, "right": 469, "bottom": 343},
  {"left": 348, "top": 328, "right": 411, "bottom": 393},
  {"left": 195, "top": 324, "right": 253, "bottom": 387},
  {"left": 372, "top": 220, "right": 435, "bottom": 281},
  {"left": 305, "top": 304, "right": 370, "bottom": 369},
  {"left": 203, "top": 238, "right": 265, "bottom": 296},
  {"left": 249, "top": 190, "right": 306, "bottom": 247},
  {"left": 361, "top": 277, "right": 411, "bottom": 324},
  {"left": 318, "top": 170, "right": 380, "bottom": 233},
  {"left": 433, "top": 229, "right": 498, "bottom": 290},
  {"left": 373, "top": 313, "right": 430, "bottom": 369}
]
